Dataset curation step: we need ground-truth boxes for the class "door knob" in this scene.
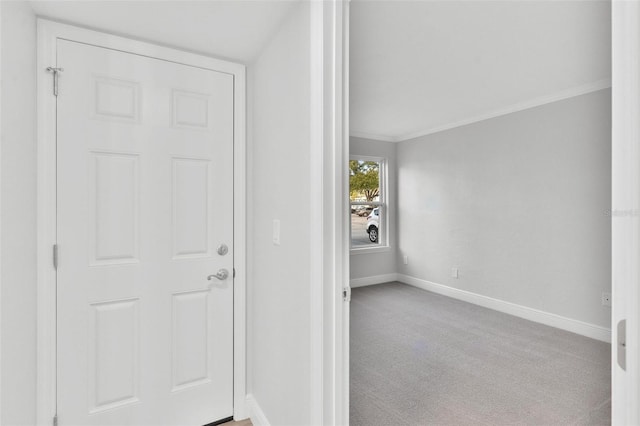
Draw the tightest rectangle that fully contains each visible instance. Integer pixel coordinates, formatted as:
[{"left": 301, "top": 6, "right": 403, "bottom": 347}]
[{"left": 208, "top": 269, "right": 229, "bottom": 281}]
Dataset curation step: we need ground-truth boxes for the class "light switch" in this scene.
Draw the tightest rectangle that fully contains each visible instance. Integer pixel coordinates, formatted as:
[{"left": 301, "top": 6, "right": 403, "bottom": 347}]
[{"left": 273, "top": 219, "right": 280, "bottom": 246}]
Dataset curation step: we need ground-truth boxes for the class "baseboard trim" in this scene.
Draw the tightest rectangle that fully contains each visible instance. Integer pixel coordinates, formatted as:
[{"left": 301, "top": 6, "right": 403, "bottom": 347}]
[
  {"left": 396, "top": 274, "right": 612, "bottom": 343},
  {"left": 350, "top": 273, "right": 399, "bottom": 288},
  {"left": 245, "top": 394, "right": 271, "bottom": 426}
]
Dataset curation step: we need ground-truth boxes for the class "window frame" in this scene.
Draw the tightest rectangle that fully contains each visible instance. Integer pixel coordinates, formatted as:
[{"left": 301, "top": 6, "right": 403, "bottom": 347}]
[{"left": 349, "top": 155, "right": 390, "bottom": 254}]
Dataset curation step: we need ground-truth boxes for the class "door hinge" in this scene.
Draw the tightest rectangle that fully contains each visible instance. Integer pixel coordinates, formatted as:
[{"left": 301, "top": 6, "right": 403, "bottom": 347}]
[
  {"left": 46, "top": 67, "right": 64, "bottom": 97},
  {"left": 53, "top": 244, "right": 58, "bottom": 270},
  {"left": 343, "top": 286, "right": 351, "bottom": 302},
  {"left": 53, "top": 414, "right": 58, "bottom": 426}
]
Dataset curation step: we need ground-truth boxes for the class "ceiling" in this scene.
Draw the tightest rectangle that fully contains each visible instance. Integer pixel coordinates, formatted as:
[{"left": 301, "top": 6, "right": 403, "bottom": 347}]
[
  {"left": 27, "top": 0, "right": 611, "bottom": 141},
  {"left": 350, "top": 1, "right": 612, "bottom": 142},
  {"left": 28, "top": 0, "right": 299, "bottom": 64}
]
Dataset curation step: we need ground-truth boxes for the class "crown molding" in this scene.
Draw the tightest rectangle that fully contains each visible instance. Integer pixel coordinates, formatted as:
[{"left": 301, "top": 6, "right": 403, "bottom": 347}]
[
  {"left": 349, "top": 129, "right": 399, "bottom": 142},
  {"left": 349, "top": 79, "right": 612, "bottom": 144}
]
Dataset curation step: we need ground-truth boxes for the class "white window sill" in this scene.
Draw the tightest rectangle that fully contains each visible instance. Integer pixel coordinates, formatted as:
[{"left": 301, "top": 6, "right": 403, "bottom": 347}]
[{"left": 350, "top": 246, "right": 392, "bottom": 255}]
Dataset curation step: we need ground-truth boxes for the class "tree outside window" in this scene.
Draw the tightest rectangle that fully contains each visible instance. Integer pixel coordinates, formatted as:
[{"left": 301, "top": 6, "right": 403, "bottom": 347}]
[{"left": 350, "top": 158, "right": 386, "bottom": 249}]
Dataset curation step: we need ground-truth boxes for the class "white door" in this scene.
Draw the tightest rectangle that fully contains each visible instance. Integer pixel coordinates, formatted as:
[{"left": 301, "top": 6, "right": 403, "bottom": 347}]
[{"left": 56, "top": 39, "right": 234, "bottom": 426}]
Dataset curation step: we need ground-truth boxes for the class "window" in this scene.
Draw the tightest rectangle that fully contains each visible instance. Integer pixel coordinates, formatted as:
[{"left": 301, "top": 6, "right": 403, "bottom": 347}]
[{"left": 350, "top": 157, "right": 387, "bottom": 251}]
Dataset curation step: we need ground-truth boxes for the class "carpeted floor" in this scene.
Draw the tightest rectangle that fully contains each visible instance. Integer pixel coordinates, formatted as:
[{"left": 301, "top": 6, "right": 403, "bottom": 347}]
[{"left": 350, "top": 282, "right": 611, "bottom": 426}]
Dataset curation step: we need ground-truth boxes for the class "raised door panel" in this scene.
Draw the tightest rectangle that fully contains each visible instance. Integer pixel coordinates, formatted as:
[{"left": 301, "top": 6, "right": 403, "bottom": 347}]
[
  {"left": 171, "top": 290, "right": 210, "bottom": 391},
  {"left": 172, "top": 158, "right": 211, "bottom": 259},
  {"left": 88, "top": 299, "right": 140, "bottom": 413},
  {"left": 93, "top": 76, "right": 141, "bottom": 123},
  {"left": 91, "top": 152, "right": 140, "bottom": 265}
]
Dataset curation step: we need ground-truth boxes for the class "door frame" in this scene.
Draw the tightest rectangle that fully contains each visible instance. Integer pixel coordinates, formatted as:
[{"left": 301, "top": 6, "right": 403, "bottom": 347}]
[
  {"left": 612, "top": 1, "right": 640, "bottom": 423},
  {"left": 35, "top": 19, "right": 247, "bottom": 425},
  {"left": 312, "top": 1, "right": 351, "bottom": 424}
]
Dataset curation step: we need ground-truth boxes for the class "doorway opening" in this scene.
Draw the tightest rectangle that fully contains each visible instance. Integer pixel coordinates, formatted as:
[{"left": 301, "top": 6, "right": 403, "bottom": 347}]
[{"left": 347, "top": 1, "right": 612, "bottom": 424}]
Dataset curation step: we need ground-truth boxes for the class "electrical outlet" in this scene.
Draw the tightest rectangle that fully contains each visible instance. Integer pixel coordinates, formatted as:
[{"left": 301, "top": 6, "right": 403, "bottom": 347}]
[
  {"left": 602, "top": 292, "right": 611, "bottom": 307},
  {"left": 451, "top": 267, "right": 459, "bottom": 279},
  {"left": 403, "top": 255, "right": 408, "bottom": 265}
]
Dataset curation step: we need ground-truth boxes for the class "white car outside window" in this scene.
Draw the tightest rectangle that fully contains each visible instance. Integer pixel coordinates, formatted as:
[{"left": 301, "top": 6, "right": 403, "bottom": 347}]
[{"left": 366, "top": 207, "right": 380, "bottom": 243}]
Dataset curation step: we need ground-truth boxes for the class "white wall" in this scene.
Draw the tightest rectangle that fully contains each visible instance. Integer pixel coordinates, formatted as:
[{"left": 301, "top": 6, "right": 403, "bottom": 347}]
[
  {"left": 349, "top": 137, "right": 397, "bottom": 282},
  {"left": 247, "top": 3, "right": 313, "bottom": 425},
  {"left": 397, "top": 89, "right": 612, "bottom": 329},
  {"left": 0, "top": 2, "right": 38, "bottom": 425}
]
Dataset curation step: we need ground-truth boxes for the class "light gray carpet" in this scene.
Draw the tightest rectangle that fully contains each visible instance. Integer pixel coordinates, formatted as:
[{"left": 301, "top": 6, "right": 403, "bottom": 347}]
[{"left": 350, "top": 282, "right": 611, "bottom": 426}]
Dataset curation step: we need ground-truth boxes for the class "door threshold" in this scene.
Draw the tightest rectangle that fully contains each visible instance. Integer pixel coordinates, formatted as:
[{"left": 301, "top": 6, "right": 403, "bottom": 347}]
[{"left": 205, "top": 416, "right": 234, "bottom": 426}]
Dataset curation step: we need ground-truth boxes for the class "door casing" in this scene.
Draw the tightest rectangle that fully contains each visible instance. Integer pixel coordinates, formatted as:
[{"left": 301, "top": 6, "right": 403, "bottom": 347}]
[
  {"left": 36, "top": 19, "right": 247, "bottom": 425},
  {"left": 612, "top": 1, "right": 640, "bottom": 424}
]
